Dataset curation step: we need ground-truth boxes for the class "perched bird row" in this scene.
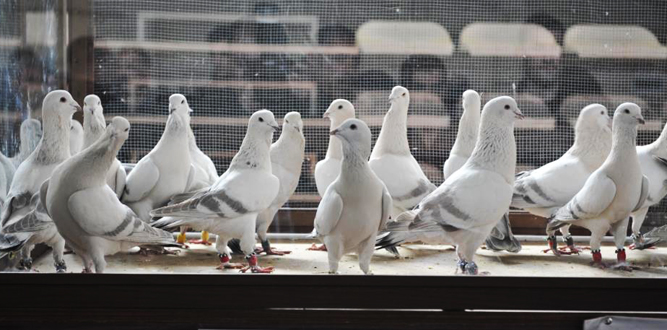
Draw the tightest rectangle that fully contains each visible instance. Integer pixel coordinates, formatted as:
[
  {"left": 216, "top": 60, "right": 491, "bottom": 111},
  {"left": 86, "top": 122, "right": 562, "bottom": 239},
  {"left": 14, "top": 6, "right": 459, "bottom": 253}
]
[{"left": 0, "top": 85, "right": 663, "bottom": 276}]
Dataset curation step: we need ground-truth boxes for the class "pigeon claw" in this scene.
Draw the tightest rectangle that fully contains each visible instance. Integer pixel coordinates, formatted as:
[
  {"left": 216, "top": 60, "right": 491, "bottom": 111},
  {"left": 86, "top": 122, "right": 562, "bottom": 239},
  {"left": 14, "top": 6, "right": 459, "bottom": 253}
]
[
  {"left": 256, "top": 247, "right": 292, "bottom": 256},
  {"left": 240, "top": 265, "right": 275, "bottom": 273},
  {"left": 216, "top": 262, "right": 245, "bottom": 270},
  {"left": 307, "top": 244, "right": 327, "bottom": 251}
]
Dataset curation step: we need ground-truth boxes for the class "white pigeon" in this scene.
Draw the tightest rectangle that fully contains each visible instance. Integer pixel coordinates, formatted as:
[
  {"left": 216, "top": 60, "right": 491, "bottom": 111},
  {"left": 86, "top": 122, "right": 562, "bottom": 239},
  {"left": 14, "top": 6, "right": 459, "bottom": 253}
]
[
  {"left": 1, "top": 192, "right": 67, "bottom": 272},
  {"left": 10, "top": 118, "right": 43, "bottom": 169},
  {"left": 82, "top": 94, "right": 126, "bottom": 198},
  {"left": 628, "top": 123, "right": 667, "bottom": 249},
  {"left": 122, "top": 94, "right": 195, "bottom": 221},
  {"left": 369, "top": 86, "right": 436, "bottom": 218},
  {"left": 512, "top": 104, "right": 612, "bottom": 255},
  {"left": 174, "top": 112, "right": 220, "bottom": 245},
  {"left": 313, "top": 118, "right": 391, "bottom": 274},
  {"left": 255, "top": 111, "right": 305, "bottom": 255},
  {"left": 377, "top": 96, "right": 523, "bottom": 275},
  {"left": 1, "top": 90, "right": 80, "bottom": 228},
  {"left": 69, "top": 120, "right": 84, "bottom": 155},
  {"left": 151, "top": 110, "right": 280, "bottom": 273},
  {"left": 314, "top": 99, "right": 356, "bottom": 197},
  {"left": 547, "top": 103, "right": 647, "bottom": 269},
  {"left": 46, "top": 117, "right": 177, "bottom": 273},
  {"left": 443, "top": 89, "right": 481, "bottom": 179}
]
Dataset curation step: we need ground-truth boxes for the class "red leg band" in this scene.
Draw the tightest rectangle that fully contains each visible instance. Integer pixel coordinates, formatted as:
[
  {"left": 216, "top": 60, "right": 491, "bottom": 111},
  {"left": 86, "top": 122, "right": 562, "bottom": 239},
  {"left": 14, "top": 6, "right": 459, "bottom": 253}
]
[
  {"left": 592, "top": 251, "right": 602, "bottom": 263},
  {"left": 219, "top": 254, "right": 230, "bottom": 263},
  {"left": 616, "top": 249, "right": 626, "bottom": 263}
]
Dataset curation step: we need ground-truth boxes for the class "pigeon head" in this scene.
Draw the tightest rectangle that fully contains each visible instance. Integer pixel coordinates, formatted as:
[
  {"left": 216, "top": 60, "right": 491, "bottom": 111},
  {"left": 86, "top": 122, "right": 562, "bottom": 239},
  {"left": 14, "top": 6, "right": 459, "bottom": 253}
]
[
  {"left": 462, "top": 89, "right": 481, "bottom": 112},
  {"left": 389, "top": 85, "right": 410, "bottom": 106},
  {"left": 43, "top": 90, "right": 81, "bottom": 118},
  {"left": 283, "top": 111, "right": 303, "bottom": 134},
  {"left": 250, "top": 109, "right": 280, "bottom": 134},
  {"left": 70, "top": 120, "right": 83, "bottom": 136},
  {"left": 83, "top": 94, "right": 103, "bottom": 117},
  {"left": 330, "top": 118, "right": 372, "bottom": 158},
  {"left": 578, "top": 103, "right": 611, "bottom": 133},
  {"left": 484, "top": 96, "right": 523, "bottom": 123},
  {"left": 168, "top": 94, "right": 192, "bottom": 117},
  {"left": 613, "top": 103, "right": 644, "bottom": 126},
  {"left": 108, "top": 116, "right": 131, "bottom": 145},
  {"left": 324, "top": 99, "right": 355, "bottom": 122}
]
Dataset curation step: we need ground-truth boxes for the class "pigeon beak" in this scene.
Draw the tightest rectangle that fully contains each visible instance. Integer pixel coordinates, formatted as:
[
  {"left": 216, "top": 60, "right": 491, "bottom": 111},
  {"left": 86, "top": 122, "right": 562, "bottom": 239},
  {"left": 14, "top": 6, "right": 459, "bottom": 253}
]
[
  {"left": 188, "top": 108, "right": 193, "bottom": 113},
  {"left": 514, "top": 109, "right": 524, "bottom": 120},
  {"left": 637, "top": 116, "right": 646, "bottom": 125},
  {"left": 169, "top": 108, "right": 176, "bottom": 114},
  {"left": 388, "top": 95, "right": 398, "bottom": 103},
  {"left": 329, "top": 128, "right": 338, "bottom": 136},
  {"left": 72, "top": 102, "right": 82, "bottom": 113},
  {"left": 607, "top": 117, "right": 613, "bottom": 129},
  {"left": 323, "top": 111, "right": 331, "bottom": 119},
  {"left": 271, "top": 124, "right": 281, "bottom": 132}
]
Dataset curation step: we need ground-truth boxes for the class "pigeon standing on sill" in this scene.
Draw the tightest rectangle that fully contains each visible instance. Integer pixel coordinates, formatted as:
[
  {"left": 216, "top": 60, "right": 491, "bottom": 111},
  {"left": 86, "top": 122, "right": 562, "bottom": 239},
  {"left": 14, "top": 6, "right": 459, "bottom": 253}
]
[
  {"left": 369, "top": 86, "right": 436, "bottom": 218},
  {"left": 312, "top": 118, "right": 391, "bottom": 274},
  {"left": 377, "top": 96, "right": 523, "bottom": 275},
  {"left": 547, "top": 103, "right": 647, "bottom": 270},
  {"left": 122, "top": 94, "right": 195, "bottom": 222},
  {"left": 151, "top": 110, "right": 280, "bottom": 273},
  {"left": 46, "top": 117, "right": 177, "bottom": 273}
]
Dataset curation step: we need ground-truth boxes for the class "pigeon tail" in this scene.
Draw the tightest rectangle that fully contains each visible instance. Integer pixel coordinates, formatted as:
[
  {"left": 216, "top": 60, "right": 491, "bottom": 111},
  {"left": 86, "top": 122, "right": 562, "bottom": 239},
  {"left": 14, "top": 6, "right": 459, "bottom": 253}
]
[
  {"left": 484, "top": 213, "right": 522, "bottom": 253},
  {"left": 150, "top": 198, "right": 199, "bottom": 218},
  {"left": 227, "top": 238, "right": 243, "bottom": 255},
  {"left": 0, "top": 232, "right": 27, "bottom": 253}
]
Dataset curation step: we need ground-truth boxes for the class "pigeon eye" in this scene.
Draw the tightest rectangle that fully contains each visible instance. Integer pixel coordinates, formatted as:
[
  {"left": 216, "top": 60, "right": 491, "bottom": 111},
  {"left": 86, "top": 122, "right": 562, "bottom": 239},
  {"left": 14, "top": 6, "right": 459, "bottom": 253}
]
[
  {"left": 350, "top": 124, "right": 357, "bottom": 130},
  {"left": 285, "top": 120, "right": 289, "bottom": 124},
  {"left": 402, "top": 92, "right": 406, "bottom": 97},
  {"left": 98, "top": 102, "right": 101, "bottom": 106},
  {"left": 124, "top": 128, "right": 129, "bottom": 132},
  {"left": 600, "top": 111, "right": 604, "bottom": 115},
  {"left": 338, "top": 105, "right": 343, "bottom": 110},
  {"left": 624, "top": 109, "right": 630, "bottom": 114},
  {"left": 259, "top": 117, "right": 264, "bottom": 122},
  {"left": 181, "top": 100, "right": 185, "bottom": 104},
  {"left": 60, "top": 97, "right": 66, "bottom": 103},
  {"left": 504, "top": 105, "right": 510, "bottom": 110}
]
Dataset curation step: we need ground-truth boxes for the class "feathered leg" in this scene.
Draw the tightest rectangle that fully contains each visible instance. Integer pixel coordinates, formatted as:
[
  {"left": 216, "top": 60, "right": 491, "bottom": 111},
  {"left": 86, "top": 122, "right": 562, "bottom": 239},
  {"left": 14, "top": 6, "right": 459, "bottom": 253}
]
[
  {"left": 215, "top": 236, "right": 244, "bottom": 270},
  {"left": 357, "top": 235, "right": 376, "bottom": 275},
  {"left": 52, "top": 239, "right": 67, "bottom": 273},
  {"left": 324, "top": 237, "right": 343, "bottom": 274},
  {"left": 239, "top": 222, "right": 274, "bottom": 273},
  {"left": 610, "top": 218, "right": 638, "bottom": 271}
]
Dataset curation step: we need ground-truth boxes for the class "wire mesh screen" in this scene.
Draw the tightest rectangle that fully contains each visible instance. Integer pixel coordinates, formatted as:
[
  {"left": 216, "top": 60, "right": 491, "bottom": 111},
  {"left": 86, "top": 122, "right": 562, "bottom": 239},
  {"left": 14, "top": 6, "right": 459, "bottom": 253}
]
[{"left": 91, "top": 1, "right": 667, "bottom": 220}]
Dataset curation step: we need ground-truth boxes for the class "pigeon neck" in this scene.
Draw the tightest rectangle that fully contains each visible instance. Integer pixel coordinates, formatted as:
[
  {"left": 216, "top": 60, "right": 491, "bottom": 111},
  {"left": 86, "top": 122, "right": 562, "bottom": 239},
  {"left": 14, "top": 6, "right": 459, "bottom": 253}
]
[
  {"left": 76, "top": 133, "right": 121, "bottom": 187},
  {"left": 450, "top": 105, "right": 480, "bottom": 157},
  {"left": 83, "top": 113, "right": 106, "bottom": 149},
  {"left": 569, "top": 125, "right": 612, "bottom": 168},
  {"left": 34, "top": 112, "right": 71, "bottom": 164},
  {"left": 231, "top": 131, "right": 272, "bottom": 171},
  {"left": 468, "top": 119, "right": 516, "bottom": 184},
  {"left": 272, "top": 129, "right": 305, "bottom": 168},
  {"left": 341, "top": 142, "right": 371, "bottom": 173},
  {"left": 608, "top": 123, "right": 638, "bottom": 163},
  {"left": 371, "top": 103, "right": 410, "bottom": 158},
  {"left": 156, "top": 113, "right": 189, "bottom": 148},
  {"left": 325, "top": 117, "right": 348, "bottom": 160}
]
